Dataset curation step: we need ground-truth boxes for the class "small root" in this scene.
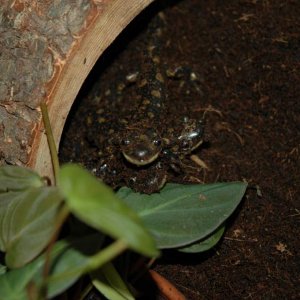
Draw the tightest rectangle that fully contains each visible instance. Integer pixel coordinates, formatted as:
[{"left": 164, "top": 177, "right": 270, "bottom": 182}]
[
  {"left": 195, "top": 104, "right": 223, "bottom": 118},
  {"left": 214, "top": 121, "right": 245, "bottom": 145},
  {"left": 190, "top": 154, "right": 210, "bottom": 170}
]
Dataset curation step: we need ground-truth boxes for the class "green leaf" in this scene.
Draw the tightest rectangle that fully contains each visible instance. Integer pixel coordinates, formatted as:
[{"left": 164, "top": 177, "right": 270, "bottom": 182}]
[
  {"left": 0, "top": 255, "right": 42, "bottom": 300},
  {"left": 178, "top": 226, "right": 225, "bottom": 253},
  {"left": 0, "top": 187, "right": 63, "bottom": 268},
  {"left": 0, "top": 165, "right": 44, "bottom": 193},
  {"left": 0, "top": 240, "right": 68, "bottom": 300},
  {"left": 46, "top": 243, "right": 91, "bottom": 297},
  {"left": 91, "top": 262, "right": 134, "bottom": 300},
  {"left": 0, "top": 235, "right": 103, "bottom": 300},
  {"left": 0, "top": 264, "right": 7, "bottom": 275},
  {"left": 58, "top": 164, "right": 159, "bottom": 257},
  {"left": 46, "top": 235, "right": 104, "bottom": 298},
  {"left": 118, "top": 182, "right": 247, "bottom": 248}
]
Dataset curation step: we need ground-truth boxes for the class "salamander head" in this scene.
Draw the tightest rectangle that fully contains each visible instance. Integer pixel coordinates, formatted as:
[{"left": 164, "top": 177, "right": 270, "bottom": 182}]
[
  {"left": 177, "top": 118, "right": 205, "bottom": 153},
  {"left": 121, "top": 128, "right": 162, "bottom": 166}
]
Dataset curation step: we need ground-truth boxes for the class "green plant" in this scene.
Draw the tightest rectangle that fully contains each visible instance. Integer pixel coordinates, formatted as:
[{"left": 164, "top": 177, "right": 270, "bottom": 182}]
[{"left": 0, "top": 103, "right": 247, "bottom": 299}]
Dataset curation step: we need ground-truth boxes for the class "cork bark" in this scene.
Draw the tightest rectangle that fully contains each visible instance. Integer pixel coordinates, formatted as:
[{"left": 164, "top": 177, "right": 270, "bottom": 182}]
[{"left": 0, "top": 0, "right": 154, "bottom": 180}]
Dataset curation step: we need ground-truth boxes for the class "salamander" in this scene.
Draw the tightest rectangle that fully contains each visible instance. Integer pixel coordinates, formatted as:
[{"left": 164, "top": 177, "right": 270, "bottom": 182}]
[
  {"left": 86, "top": 17, "right": 205, "bottom": 193},
  {"left": 120, "top": 40, "right": 165, "bottom": 166}
]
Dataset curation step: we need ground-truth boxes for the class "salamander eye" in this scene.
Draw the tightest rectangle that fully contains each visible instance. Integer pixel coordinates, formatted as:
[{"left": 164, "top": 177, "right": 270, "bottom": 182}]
[
  {"left": 122, "top": 139, "right": 131, "bottom": 146},
  {"left": 129, "top": 177, "right": 136, "bottom": 185},
  {"left": 181, "top": 140, "right": 190, "bottom": 150},
  {"left": 153, "top": 139, "right": 161, "bottom": 146}
]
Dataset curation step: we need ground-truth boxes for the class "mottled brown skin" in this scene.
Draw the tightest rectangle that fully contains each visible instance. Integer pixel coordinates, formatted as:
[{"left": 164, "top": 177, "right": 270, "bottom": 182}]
[
  {"left": 120, "top": 36, "right": 166, "bottom": 167},
  {"left": 87, "top": 21, "right": 204, "bottom": 193}
]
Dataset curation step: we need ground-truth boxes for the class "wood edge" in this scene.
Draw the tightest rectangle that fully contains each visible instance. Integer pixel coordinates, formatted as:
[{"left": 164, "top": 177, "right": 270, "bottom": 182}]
[{"left": 28, "top": 0, "right": 154, "bottom": 181}]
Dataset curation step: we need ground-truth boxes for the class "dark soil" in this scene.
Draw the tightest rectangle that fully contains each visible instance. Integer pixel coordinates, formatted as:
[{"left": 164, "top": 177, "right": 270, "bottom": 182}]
[{"left": 59, "top": 1, "right": 300, "bottom": 299}]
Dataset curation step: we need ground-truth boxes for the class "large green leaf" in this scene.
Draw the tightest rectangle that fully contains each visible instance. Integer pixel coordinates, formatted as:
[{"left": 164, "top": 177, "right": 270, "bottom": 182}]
[
  {"left": 0, "top": 241, "right": 66, "bottom": 300},
  {"left": 58, "top": 164, "right": 159, "bottom": 257},
  {"left": 118, "top": 182, "right": 247, "bottom": 248},
  {"left": 0, "top": 187, "right": 63, "bottom": 268},
  {"left": 178, "top": 226, "right": 225, "bottom": 253},
  {"left": 0, "top": 254, "right": 43, "bottom": 300},
  {"left": 0, "top": 165, "right": 44, "bottom": 193},
  {"left": 91, "top": 262, "right": 135, "bottom": 300},
  {"left": 0, "top": 235, "right": 103, "bottom": 300},
  {"left": 45, "top": 234, "right": 104, "bottom": 297}
]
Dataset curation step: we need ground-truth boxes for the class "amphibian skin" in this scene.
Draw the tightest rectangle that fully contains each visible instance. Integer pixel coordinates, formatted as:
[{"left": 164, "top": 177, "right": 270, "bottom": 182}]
[
  {"left": 120, "top": 34, "right": 166, "bottom": 166},
  {"left": 87, "top": 17, "right": 205, "bottom": 194}
]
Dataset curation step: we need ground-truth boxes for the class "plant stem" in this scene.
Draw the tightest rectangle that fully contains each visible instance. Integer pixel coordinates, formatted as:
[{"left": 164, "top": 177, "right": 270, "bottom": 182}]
[
  {"left": 78, "top": 283, "right": 93, "bottom": 300},
  {"left": 42, "top": 205, "right": 70, "bottom": 279},
  {"left": 40, "top": 101, "right": 60, "bottom": 185},
  {"left": 87, "top": 239, "right": 128, "bottom": 272},
  {"left": 40, "top": 204, "right": 70, "bottom": 298}
]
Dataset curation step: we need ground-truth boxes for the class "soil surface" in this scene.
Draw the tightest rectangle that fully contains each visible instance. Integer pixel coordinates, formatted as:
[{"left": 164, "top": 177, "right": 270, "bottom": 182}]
[{"left": 60, "top": 1, "right": 300, "bottom": 299}]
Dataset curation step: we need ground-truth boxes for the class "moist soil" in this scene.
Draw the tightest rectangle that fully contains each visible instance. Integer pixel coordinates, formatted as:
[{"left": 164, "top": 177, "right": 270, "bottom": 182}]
[{"left": 59, "top": 1, "right": 300, "bottom": 299}]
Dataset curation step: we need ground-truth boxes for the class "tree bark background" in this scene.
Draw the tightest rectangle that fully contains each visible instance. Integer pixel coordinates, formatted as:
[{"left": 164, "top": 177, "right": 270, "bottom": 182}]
[{"left": 0, "top": 0, "right": 154, "bottom": 181}]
